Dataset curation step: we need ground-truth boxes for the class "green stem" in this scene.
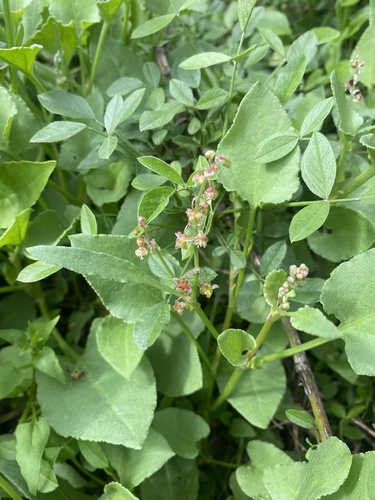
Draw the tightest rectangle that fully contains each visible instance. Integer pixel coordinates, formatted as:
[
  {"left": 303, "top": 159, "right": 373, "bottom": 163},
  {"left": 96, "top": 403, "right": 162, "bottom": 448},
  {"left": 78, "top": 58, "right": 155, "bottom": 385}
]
[
  {"left": 88, "top": 20, "right": 110, "bottom": 94},
  {"left": 70, "top": 457, "right": 107, "bottom": 486},
  {"left": 122, "top": 0, "right": 131, "bottom": 43},
  {"left": 246, "top": 318, "right": 274, "bottom": 361},
  {"left": 335, "top": 164, "right": 375, "bottom": 200},
  {"left": 334, "top": 133, "right": 349, "bottom": 187},
  {"left": 192, "top": 302, "right": 219, "bottom": 339},
  {"left": 3, "top": 0, "right": 18, "bottom": 94},
  {"left": 210, "top": 367, "right": 244, "bottom": 412},
  {"left": 273, "top": 197, "right": 361, "bottom": 208},
  {"left": 255, "top": 336, "right": 330, "bottom": 365},
  {"left": 0, "top": 475, "right": 23, "bottom": 500}
]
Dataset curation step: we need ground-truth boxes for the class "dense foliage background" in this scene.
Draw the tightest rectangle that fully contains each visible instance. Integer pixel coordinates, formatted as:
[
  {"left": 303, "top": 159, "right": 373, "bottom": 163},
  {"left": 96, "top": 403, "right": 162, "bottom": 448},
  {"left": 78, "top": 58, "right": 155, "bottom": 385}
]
[{"left": 0, "top": 0, "right": 375, "bottom": 498}]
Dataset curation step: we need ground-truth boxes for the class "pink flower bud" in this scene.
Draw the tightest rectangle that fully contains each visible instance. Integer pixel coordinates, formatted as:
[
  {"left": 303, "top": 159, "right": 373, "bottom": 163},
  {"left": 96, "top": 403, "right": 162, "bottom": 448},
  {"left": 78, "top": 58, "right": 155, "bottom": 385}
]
[
  {"left": 175, "top": 231, "right": 190, "bottom": 250},
  {"left": 135, "top": 246, "right": 148, "bottom": 259},
  {"left": 193, "top": 232, "right": 208, "bottom": 248},
  {"left": 205, "top": 150, "right": 216, "bottom": 161}
]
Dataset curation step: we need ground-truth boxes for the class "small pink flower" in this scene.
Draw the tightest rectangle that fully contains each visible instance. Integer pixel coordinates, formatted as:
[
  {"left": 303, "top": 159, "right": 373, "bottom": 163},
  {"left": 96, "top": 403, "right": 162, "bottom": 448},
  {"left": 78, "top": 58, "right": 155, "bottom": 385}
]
[
  {"left": 172, "top": 299, "right": 186, "bottom": 314},
  {"left": 175, "top": 231, "right": 190, "bottom": 250},
  {"left": 203, "top": 186, "right": 217, "bottom": 203},
  {"left": 173, "top": 277, "right": 192, "bottom": 294},
  {"left": 192, "top": 170, "right": 205, "bottom": 185},
  {"left": 135, "top": 247, "right": 148, "bottom": 259},
  {"left": 193, "top": 232, "right": 208, "bottom": 248}
]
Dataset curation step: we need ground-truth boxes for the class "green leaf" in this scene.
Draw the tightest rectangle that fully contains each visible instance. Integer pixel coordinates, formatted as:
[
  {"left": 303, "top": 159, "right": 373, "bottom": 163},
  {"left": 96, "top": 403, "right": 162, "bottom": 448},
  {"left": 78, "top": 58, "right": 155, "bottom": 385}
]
[
  {"left": 99, "top": 482, "right": 139, "bottom": 499},
  {"left": 290, "top": 305, "right": 341, "bottom": 340},
  {"left": 107, "top": 77, "right": 143, "bottom": 97},
  {"left": 103, "top": 428, "right": 174, "bottom": 488},
  {"left": 238, "top": 0, "right": 257, "bottom": 31},
  {"left": 96, "top": 316, "right": 144, "bottom": 379},
  {"left": 119, "top": 88, "right": 146, "bottom": 123},
  {"left": 37, "top": 326, "right": 156, "bottom": 448},
  {"left": 260, "top": 240, "right": 287, "bottom": 276},
  {"left": 274, "top": 55, "right": 307, "bottom": 104},
  {"left": 0, "top": 44, "right": 42, "bottom": 79},
  {"left": 263, "top": 269, "right": 287, "bottom": 306},
  {"left": 80, "top": 204, "right": 97, "bottom": 234},
  {"left": 131, "top": 13, "right": 176, "bottom": 38},
  {"left": 132, "top": 174, "right": 167, "bottom": 191},
  {"left": 0, "top": 0, "right": 33, "bottom": 23},
  {"left": 218, "top": 82, "right": 300, "bottom": 207},
  {"left": 229, "top": 249, "right": 246, "bottom": 269},
  {"left": 307, "top": 207, "right": 375, "bottom": 262},
  {"left": 17, "top": 261, "right": 62, "bottom": 283},
  {"left": 217, "top": 329, "right": 256, "bottom": 367},
  {"left": 361, "top": 181, "right": 375, "bottom": 204},
  {"left": 0, "top": 86, "right": 17, "bottom": 148},
  {"left": 169, "top": 79, "right": 194, "bottom": 106},
  {"left": 360, "top": 134, "right": 375, "bottom": 150},
  {"left": 217, "top": 356, "right": 286, "bottom": 428},
  {"left": 352, "top": 25, "right": 375, "bottom": 88},
  {"left": 97, "top": 0, "right": 123, "bottom": 23},
  {"left": 85, "top": 159, "right": 132, "bottom": 207},
  {"left": 301, "top": 132, "right": 336, "bottom": 198},
  {"left": 38, "top": 91, "right": 95, "bottom": 119},
  {"left": 30, "top": 121, "right": 87, "bottom": 143},
  {"left": 321, "top": 248, "right": 375, "bottom": 375},
  {"left": 104, "top": 94, "right": 124, "bottom": 134},
  {"left": 27, "top": 244, "right": 175, "bottom": 294},
  {"left": 327, "top": 452, "right": 375, "bottom": 500},
  {"left": 313, "top": 27, "right": 340, "bottom": 44},
  {"left": 98, "top": 135, "right": 118, "bottom": 159},
  {"left": 196, "top": 88, "right": 228, "bottom": 110},
  {"left": 255, "top": 133, "right": 298, "bottom": 163},
  {"left": 138, "top": 186, "right": 175, "bottom": 223},
  {"left": 78, "top": 440, "right": 109, "bottom": 469},
  {"left": 15, "top": 416, "right": 50, "bottom": 495},
  {"left": 300, "top": 97, "right": 334, "bottom": 137},
  {"left": 287, "top": 31, "right": 317, "bottom": 64},
  {"left": 49, "top": 0, "right": 100, "bottom": 34},
  {"left": 152, "top": 408, "right": 210, "bottom": 459},
  {"left": 0, "top": 161, "right": 55, "bottom": 229},
  {"left": 0, "top": 209, "right": 30, "bottom": 248},
  {"left": 285, "top": 409, "right": 316, "bottom": 429},
  {"left": 138, "top": 156, "right": 184, "bottom": 185},
  {"left": 140, "top": 102, "right": 184, "bottom": 130},
  {"left": 259, "top": 27, "right": 285, "bottom": 56},
  {"left": 330, "top": 71, "right": 363, "bottom": 137},
  {"left": 33, "top": 346, "right": 66, "bottom": 383},
  {"left": 289, "top": 201, "right": 330, "bottom": 242},
  {"left": 179, "top": 52, "right": 231, "bottom": 70},
  {"left": 133, "top": 302, "right": 171, "bottom": 350}
]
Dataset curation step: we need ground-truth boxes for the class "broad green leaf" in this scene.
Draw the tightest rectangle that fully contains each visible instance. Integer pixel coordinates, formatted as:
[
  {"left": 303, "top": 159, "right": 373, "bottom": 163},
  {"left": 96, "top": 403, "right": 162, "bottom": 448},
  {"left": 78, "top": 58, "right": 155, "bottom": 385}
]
[
  {"left": 138, "top": 186, "right": 175, "bottom": 223},
  {"left": 132, "top": 174, "right": 167, "bottom": 190},
  {"left": 330, "top": 71, "right": 363, "bottom": 137},
  {"left": 27, "top": 244, "right": 175, "bottom": 294},
  {"left": 352, "top": 25, "right": 375, "bottom": 88},
  {"left": 119, "top": 88, "right": 146, "bottom": 123},
  {"left": 103, "top": 428, "right": 174, "bottom": 488},
  {"left": 78, "top": 440, "right": 109, "bottom": 469},
  {"left": 360, "top": 134, "right": 375, "bottom": 150},
  {"left": 107, "top": 77, "right": 143, "bottom": 97},
  {"left": 274, "top": 55, "right": 307, "bottom": 104},
  {"left": 140, "top": 102, "right": 184, "bottom": 131},
  {"left": 131, "top": 13, "right": 176, "bottom": 38},
  {"left": 80, "top": 204, "right": 98, "bottom": 234},
  {"left": 260, "top": 240, "right": 287, "bottom": 276},
  {"left": 0, "top": 360, "right": 24, "bottom": 399},
  {"left": 15, "top": 416, "right": 50, "bottom": 495},
  {"left": 38, "top": 91, "right": 95, "bottom": 119},
  {"left": 231, "top": 44, "right": 257, "bottom": 62},
  {"left": 98, "top": 135, "right": 118, "bottom": 160},
  {"left": 217, "top": 329, "right": 256, "bottom": 367},
  {"left": 292, "top": 278, "right": 324, "bottom": 304},
  {"left": 96, "top": 316, "right": 144, "bottom": 379},
  {"left": 69, "top": 234, "right": 165, "bottom": 324},
  {"left": 238, "top": 0, "right": 257, "bottom": 31},
  {"left": 263, "top": 462, "right": 308, "bottom": 500},
  {"left": 263, "top": 269, "right": 287, "bottom": 307},
  {"left": 169, "top": 79, "right": 194, "bottom": 106},
  {"left": 313, "top": 26, "right": 340, "bottom": 44},
  {"left": 229, "top": 249, "right": 246, "bottom": 269},
  {"left": 0, "top": 0, "right": 33, "bottom": 23},
  {"left": 32, "top": 16, "right": 77, "bottom": 66},
  {"left": 152, "top": 408, "right": 210, "bottom": 459},
  {"left": 32, "top": 346, "right": 65, "bottom": 383},
  {"left": 327, "top": 452, "right": 375, "bottom": 499},
  {"left": 17, "top": 261, "right": 61, "bottom": 283},
  {"left": 147, "top": 320, "right": 202, "bottom": 397},
  {"left": 301, "top": 132, "right": 336, "bottom": 199},
  {"left": 217, "top": 357, "right": 286, "bottom": 428},
  {"left": 99, "top": 482, "right": 139, "bottom": 499},
  {"left": 0, "top": 86, "right": 17, "bottom": 148},
  {"left": 259, "top": 27, "right": 285, "bottom": 56},
  {"left": 30, "top": 121, "right": 87, "bottom": 143},
  {"left": 179, "top": 52, "right": 231, "bottom": 70},
  {"left": 138, "top": 156, "right": 184, "bottom": 185},
  {"left": 285, "top": 409, "right": 316, "bottom": 429},
  {"left": 196, "top": 88, "right": 228, "bottom": 110},
  {"left": 85, "top": 159, "right": 132, "bottom": 207},
  {"left": 308, "top": 207, "right": 375, "bottom": 262},
  {"left": 289, "top": 201, "right": 330, "bottom": 242},
  {"left": 104, "top": 94, "right": 124, "bottom": 134},
  {"left": 321, "top": 248, "right": 375, "bottom": 375},
  {"left": 361, "top": 181, "right": 375, "bottom": 204},
  {"left": 287, "top": 31, "right": 317, "bottom": 64},
  {"left": 300, "top": 97, "right": 334, "bottom": 137},
  {"left": 255, "top": 133, "right": 298, "bottom": 163},
  {"left": 133, "top": 302, "right": 170, "bottom": 350},
  {"left": 0, "top": 161, "right": 55, "bottom": 229},
  {"left": 37, "top": 326, "right": 156, "bottom": 448},
  {"left": 49, "top": 0, "right": 100, "bottom": 33},
  {"left": 0, "top": 209, "right": 30, "bottom": 248},
  {"left": 97, "top": 0, "right": 123, "bottom": 23},
  {"left": 0, "top": 44, "right": 42, "bottom": 78},
  {"left": 236, "top": 440, "right": 293, "bottom": 499},
  {"left": 218, "top": 82, "right": 300, "bottom": 207},
  {"left": 290, "top": 305, "right": 341, "bottom": 340}
]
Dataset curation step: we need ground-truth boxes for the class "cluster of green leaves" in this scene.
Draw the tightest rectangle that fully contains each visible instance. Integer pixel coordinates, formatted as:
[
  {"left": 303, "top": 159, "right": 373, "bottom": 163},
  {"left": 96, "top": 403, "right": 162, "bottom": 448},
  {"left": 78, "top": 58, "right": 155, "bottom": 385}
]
[{"left": 1, "top": 0, "right": 375, "bottom": 498}]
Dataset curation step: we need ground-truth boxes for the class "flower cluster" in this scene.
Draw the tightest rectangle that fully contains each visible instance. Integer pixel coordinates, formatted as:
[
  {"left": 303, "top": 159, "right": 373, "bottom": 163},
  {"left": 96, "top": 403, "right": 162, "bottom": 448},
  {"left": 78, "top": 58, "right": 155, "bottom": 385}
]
[
  {"left": 172, "top": 269, "right": 219, "bottom": 315},
  {"left": 134, "top": 216, "right": 157, "bottom": 259},
  {"left": 277, "top": 264, "right": 309, "bottom": 311},
  {"left": 345, "top": 55, "right": 365, "bottom": 103}
]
